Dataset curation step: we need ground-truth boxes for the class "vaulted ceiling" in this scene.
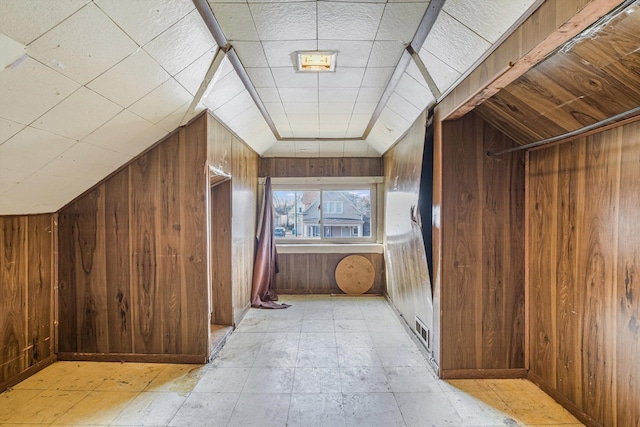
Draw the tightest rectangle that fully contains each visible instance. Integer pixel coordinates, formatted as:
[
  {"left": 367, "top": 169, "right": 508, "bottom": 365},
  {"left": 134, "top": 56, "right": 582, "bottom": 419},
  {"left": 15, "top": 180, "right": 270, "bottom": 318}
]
[{"left": 1, "top": 0, "right": 539, "bottom": 214}]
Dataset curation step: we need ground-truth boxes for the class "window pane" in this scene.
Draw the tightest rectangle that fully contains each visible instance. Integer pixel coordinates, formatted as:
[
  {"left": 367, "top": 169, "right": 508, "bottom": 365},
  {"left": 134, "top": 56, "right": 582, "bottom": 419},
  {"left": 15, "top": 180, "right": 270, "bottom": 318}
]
[
  {"left": 273, "top": 190, "right": 320, "bottom": 239},
  {"left": 321, "top": 190, "right": 371, "bottom": 239}
]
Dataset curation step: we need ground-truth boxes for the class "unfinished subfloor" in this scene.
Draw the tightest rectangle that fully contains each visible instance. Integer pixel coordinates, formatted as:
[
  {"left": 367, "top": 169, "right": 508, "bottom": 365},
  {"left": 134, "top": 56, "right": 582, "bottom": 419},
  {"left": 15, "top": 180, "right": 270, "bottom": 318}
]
[{"left": 0, "top": 295, "right": 582, "bottom": 426}]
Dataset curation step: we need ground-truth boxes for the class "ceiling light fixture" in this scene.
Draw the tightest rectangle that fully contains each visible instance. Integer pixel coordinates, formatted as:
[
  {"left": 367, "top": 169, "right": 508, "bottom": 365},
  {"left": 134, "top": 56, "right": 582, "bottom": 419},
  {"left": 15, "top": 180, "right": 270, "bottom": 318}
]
[{"left": 296, "top": 51, "right": 337, "bottom": 72}]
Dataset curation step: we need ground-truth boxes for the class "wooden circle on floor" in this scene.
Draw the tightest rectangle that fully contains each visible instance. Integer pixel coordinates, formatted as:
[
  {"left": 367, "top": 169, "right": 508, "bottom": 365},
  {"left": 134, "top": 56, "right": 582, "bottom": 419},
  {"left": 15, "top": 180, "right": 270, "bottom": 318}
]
[{"left": 335, "top": 255, "right": 375, "bottom": 294}]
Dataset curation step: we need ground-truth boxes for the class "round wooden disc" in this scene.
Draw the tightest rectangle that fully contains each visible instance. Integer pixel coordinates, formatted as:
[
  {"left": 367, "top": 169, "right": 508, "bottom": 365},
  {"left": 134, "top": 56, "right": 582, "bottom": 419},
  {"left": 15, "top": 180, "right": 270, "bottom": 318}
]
[{"left": 335, "top": 255, "right": 375, "bottom": 294}]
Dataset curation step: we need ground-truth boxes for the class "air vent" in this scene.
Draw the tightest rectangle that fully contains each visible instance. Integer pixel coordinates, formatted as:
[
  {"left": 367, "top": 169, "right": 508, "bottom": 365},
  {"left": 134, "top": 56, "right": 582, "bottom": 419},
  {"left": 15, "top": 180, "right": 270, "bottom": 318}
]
[{"left": 414, "top": 316, "right": 431, "bottom": 351}]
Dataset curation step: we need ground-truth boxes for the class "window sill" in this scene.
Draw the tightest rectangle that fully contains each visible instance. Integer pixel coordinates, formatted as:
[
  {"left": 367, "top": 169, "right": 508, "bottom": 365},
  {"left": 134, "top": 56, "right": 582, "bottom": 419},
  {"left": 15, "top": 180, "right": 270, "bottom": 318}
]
[{"left": 276, "top": 243, "right": 384, "bottom": 254}]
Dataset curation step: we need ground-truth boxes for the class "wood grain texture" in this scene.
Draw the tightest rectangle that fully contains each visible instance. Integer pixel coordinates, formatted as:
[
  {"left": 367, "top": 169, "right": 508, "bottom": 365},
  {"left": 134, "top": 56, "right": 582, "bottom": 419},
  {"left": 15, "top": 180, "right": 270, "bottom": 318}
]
[
  {"left": 528, "top": 121, "right": 639, "bottom": 427},
  {"left": 210, "top": 181, "right": 232, "bottom": 325},
  {"left": 259, "top": 157, "right": 383, "bottom": 177},
  {"left": 0, "top": 215, "right": 54, "bottom": 392},
  {"left": 438, "top": 112, "right": 525, "bottom": 372}
]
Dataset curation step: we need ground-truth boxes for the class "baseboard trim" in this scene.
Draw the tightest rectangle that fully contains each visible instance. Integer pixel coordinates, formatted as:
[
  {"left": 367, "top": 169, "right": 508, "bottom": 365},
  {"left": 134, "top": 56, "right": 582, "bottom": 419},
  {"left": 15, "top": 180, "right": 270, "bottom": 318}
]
[
  {"left": 0, "top": 355, "right": 57, "bottom": 393},
  {"left": 441, "top": 368, "right": 527, "bottom": 379},
  {"left": 56, "top": 352, "right": 207, "bottom": 364},
  {"left": 527, "top": 372, "right": 603, "bottom": 427}
]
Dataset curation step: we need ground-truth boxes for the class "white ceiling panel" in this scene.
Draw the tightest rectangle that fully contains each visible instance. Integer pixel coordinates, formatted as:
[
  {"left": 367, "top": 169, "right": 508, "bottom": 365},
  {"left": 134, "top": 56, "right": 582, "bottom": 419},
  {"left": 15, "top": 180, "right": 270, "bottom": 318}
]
[
  {"left": 317, "top": 2, "right": 385, "bottom": 41},
  {"left": 202, "top": 70, "right": 245, "bottom": 110},
  {"left": 87, "top": 49, "right": 171, "bottom": 108},
  {"left": 361, "top": 67, "right": 394, "bottom": 87},
  {"left": 0, "top": 174, "right": 90, "bottom": 214},
  {"left": 343, "top": 140, "right": 373, "bottom": 156},
  {"left": 284, "top": 103, "right": 318, "bottom": 116},
  {"left": 356, "top": 87, "right": 385, "bottom": 103},
  {"left": 28, "top": 3, "right": 138, "bottom": 85},
  {"left": 232, "top": 42, "right": 270, "bottom": 68},
  {"left": 319, "top": 88, "right": 359, "bottom": 104},
  {"left": 256, "top": 87, "right": 282, "bottom": 103},
  {"left": 0, "top": 33, "right": 26, "bottom": 70},
  {"left": 386, "top": 92, "right": 422, "bottom": 122},
  {"left": 246, "top": 68, "right": 277, "bottom": 88},
  {"left": 272, "top": 68, "right": 318, "bottom": 88},
  {"left": 319, "top": 103, "right": 354, "bottom": 115},
  {"left": 368, "top": 41, "right": 405, "bottom": 67},
  {"left": 0, "top": 0, "right": 89, "bottom": 45},
  {"left": 264, "top": 102, "right": 287, "bottom": 117},
  {"left": 214, "top": 91, "right": 255, "bottom": 124},
  {"left": 228, "top": 105, "right": 264, "bottom": 134},
  {"left": 129, "top": 78, "right": 193, "bottom": 124},
  {"left": 377, "top": 2, "right": 429, "bottom": 43},
  {"left": 32, "top": 87, "right": 122, "bottom": 140},
  {"left": 319, "top": 68, "right": 365, "bottom": 88},
  {"left": 0, "top": 127, "right": 76, "bottom": 174},
  {"left": 279, "top": 88, "right": 319, "bottom": 104},
  {"left": 209, "top": 3, "right": 259, "bottom": 41},
  {"left": 424, "top": 11, "right": 492, "bottom": 74},
  {"left": 444, "top": 0, "right": 537, "bottom": 44},
  {"left": 262, "top": 40, "right": 318, "bottom": 68},
  {"left": 0, "top": 118, "right": 26, "bottom": 146},
  {"left": 394, "top": 72, "right": 435, "bottom": 110},
  {"left": 0, "top": 56, "right": 80, "bottom": 125},
  {"left": 288, "top": 115, "right": 319, "bottom": 125},
  {"left": 174, "top": 48, "right": 218, "bottom": 96},
  {"left": 353, "top": 102, "right": 377, "bottom": 115},
  {"left": 262, "top": 141, "right": 296, "bottom": 157},
  {"left": 157, "top": 101, "right": 190, "bottom": 131},
  {"left": 83, "top": 110, "right": 155, "bottom": 156},
  {"left": 249, "top": 2, "right": 317, "bottom": 41},
  {"left": 241, "top": 125, "right": 277, "bottom": 155},
  {"left": 366, "top": 124, "right": 396, "bottom": 154},
  {"left": 0, "top": 168, "right": 28, "bottom": 195},
  {"left": 295, "top": 141, "right": 320, "bottom": 157},
  {"left": 417, "top": 47, "right": 461, "bottom": 92},
  {"left": 37, "top": 141, "right": 131, "bottom": 180},
  {"left": 318, "top": 40, "right": 373, "bottom": 68},
  {"left": 95, "top": 0, "right": 194, "bottom": 46},
  {"left": 143, "top": 9, "right": 216, "bottom": 76}
]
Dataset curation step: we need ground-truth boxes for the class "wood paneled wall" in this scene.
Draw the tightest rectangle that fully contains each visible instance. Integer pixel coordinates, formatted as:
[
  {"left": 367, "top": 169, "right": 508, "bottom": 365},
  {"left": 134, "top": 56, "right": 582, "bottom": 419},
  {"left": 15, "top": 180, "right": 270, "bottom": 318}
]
[
  {"left": 0, "top": 215, "right": 55, "bottom": 391},
  {"left": 259, "top": 157, "right": 382, "bottom": 177},
  {"left": 527, "top": 120, "right": 640, "bottom": 427},
  {"left": 57, "top": 117, "right": 210, "bottom": 362},
  {"left": 274, "top": 253, "right": 384, "bottom": 295},
  {"left": 435, "top": 112, "right": 526, "bottom": 375},
  {"left": 383, "top": 115, "right": 434, "bottom": 350}
]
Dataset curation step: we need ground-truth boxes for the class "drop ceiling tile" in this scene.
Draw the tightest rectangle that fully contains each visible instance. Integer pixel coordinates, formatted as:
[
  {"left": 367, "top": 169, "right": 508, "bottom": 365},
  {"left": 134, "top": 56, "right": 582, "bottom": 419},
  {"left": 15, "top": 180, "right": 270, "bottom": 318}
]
[
  {"left": 272, "top": 67, "right": 318, "bottom": 88},
  {"left": 0, "top": 127, "right": 76, "bottom": 174},
  {"left": 378, "top": 107, "right": 411, "bottom": 137},
  {"left": 319, "top": 103, "right": 354, "bottom": 115},
  {"left": 32, "top": 87, "right": 123, "bottom": 140},
  {"left": 83, "top": 110, "right": 155, "bottom": 156},
  {"left": 366, "top": 123, "right": 397, "bottom": 154},
  {"left": 319, "top": 114, "right": 351, "bottom": 124},
  {"left": 0, "top": 118, "right": 26, "bottom": 146},
  {"left": 287, "top": 115, "right": 319, "bottom": 125},
  {"left": 376, "top": 2, "right": 429, "bottom": 43},
  {"left": 0, "top": 168, "right": 28, "bottom": 195},
  {"left": 318, "top": 40, "right": 373, "bottom": 68},
  {"left": 278, "top": 88, "right": 318, "bottom": 104},
  {"left": 0, "top": 175, "right": 87, "bottom": 214},
  {"left": 256, "top": 87, "right": 282, "bottom": 103},
  {"left": 263, "top": 141, "right": 296, "bottom": 157},
  {"left": 202, "top": 70, "right": 245, "bottom": 110},
  {"left": 347, "top": 115, "right": 369, "bottom": 137},
  {"left": 214, "top": 91, "right": 255, "bottom": 123},
  {"left": 0, "top": 33, "right": 26, "bottom": 70},
  {"left": 129, "top": 78, "right": 193, "bottom": 124},
  {"left": 386, "top": 92, "right": 422, "bottom": 123},
  {"left": 291, "top": 125, "right": 319, "bottom": 138},
  {"left": 318, "top": 2, "right": 385, "bottom": 41},
  {"left": 395, "top": 72, "right": 435, "bottom": 110},
  {"left": 157, "top": 101, "right": 190, "bottom": 131},
  {"left": 227, "top": 105, "right": 264, "bottom": 134},
  {"left": 295, "top": 141, "right": 319, "bottom": 157},
  {"left": 37, "top": 141, "right": 131, "bottom": 179},
  {"left": 87, "top": 49, "right": 170, "bottom": 108},
  {"left": 368, "top": 41, "right": 405, "bottom": 67},
  {"left": 417, "top": 47, "right": 461, "bottom": 92},
  {"left": 0, "top": 0, "right": 89, "bottom": 45},
  {"left": 246, "top": 67, "right": 276, "bottom": 87},
  {"left": 284, "top": 102, "right": 318, "bottom": 115},
  {"left": 362, "top": 67, "right": 394, "bottom": 87},
  {"left": 29, "top": 3, "right": 138, "bottom": 85},
  {"left": 209, "top": 3, "right": 259, "bottom": 41},
  {"left": 319, "top": 68, "right": 365, "bottom": 88},
  {"left": 264, "top": 102, "right": 286, "bottom": 117},
  {"left": 143, "top": 9, "right": 216, "bottom": 76},
  {"left": 95, "top": 0, "right": 194, "bottom": 46},
  {"left": 262, "top": 40, "right": 317, "bottom": 68},
  {"left": 319, "top": 88, "right": 359, "bottom": 104},
  {"left": 353, "top": 102, "right": 377, "bottom": 115},
  {"left": 319, "top": 141, "right": 344, "bottom": 156},
  {"left": 233, "top": 42, "right": 269, "bottom": 68},
  {"left": 444, "top": 0, "right": 536, "bottom": 44},
  {"left": 318, "top": 128, "right": 348, "bottom": 139},
  {"left": 343, "top": 140, "right": 372, "bottom": 156},
  {"left": 125, "top": 125, "right": 169, "bottom": 157},
  {"left": 0, "top": 56, "right": 80, "bottom": 125},
  {"left": 356, "top": 87, "right": 385, "bottom": 103},
  {"left": 175, "top": 48, "right": 218, "bottom": 96},
  {"left": 242, "top": 125, "right": 277, "bottom": 154},
  {"left": 250, "top": 2, "right": 317, "bottom": 41},
  {"left": 424, "top": 11, "right": 492, "bottom": 74}
]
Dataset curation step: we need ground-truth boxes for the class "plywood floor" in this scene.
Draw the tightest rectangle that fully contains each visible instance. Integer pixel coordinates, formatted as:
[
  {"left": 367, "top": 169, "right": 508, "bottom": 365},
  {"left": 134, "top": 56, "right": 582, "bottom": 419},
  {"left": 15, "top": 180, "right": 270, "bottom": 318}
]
[{"left": 0, "top": 295, "right": 583, "bottom": 426}]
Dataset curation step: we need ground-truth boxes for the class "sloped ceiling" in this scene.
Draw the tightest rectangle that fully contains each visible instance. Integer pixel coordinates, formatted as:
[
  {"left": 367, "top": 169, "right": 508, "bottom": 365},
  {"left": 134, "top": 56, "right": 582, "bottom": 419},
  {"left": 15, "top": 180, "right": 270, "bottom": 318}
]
[
  {"left": 475, "top": 0, "right": 640, "bottom": 146},
  {"left": 0, "top": 0, "right": 538, "bottom": 214}
]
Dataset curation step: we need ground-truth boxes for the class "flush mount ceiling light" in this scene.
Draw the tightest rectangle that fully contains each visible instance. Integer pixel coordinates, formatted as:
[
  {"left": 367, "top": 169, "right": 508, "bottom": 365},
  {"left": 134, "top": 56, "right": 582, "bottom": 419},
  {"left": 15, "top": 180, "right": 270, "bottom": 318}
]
[{"left": 296, "top": 51, "right": 337, "bottom": 72}]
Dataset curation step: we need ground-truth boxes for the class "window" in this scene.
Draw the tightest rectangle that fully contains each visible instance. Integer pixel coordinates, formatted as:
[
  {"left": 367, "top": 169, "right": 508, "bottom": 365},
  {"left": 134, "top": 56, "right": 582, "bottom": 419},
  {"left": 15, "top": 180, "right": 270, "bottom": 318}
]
[{"left": 271, "top": 182, "right": 376, "bottom": 243}]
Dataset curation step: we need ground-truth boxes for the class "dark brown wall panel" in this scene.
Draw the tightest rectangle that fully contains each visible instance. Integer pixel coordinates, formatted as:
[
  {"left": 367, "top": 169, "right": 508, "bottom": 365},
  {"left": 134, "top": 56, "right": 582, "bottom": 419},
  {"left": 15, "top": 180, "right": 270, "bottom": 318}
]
[
  {"left": 0, "top": 214, "right": 54, "bottom": 391},
  {"left": 438, "top": 112, "right": 525, "bottom": 373},
  {"left": 528, "top": 120, "right": 640, "bottom": 427},
  {"left": 259, "top": 157, "right": 383, "bottom": 177}
]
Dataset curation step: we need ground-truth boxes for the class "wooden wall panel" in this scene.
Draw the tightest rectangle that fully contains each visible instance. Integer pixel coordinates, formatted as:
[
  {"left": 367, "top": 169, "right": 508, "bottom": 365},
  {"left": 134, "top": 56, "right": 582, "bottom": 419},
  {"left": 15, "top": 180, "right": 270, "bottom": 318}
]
[
  {"left": 210, "top": 181, "right": 232, "bottom": 325},
  {"left": 0, "top": 215, "right": 54, "bottom": 392},
  {"left": 528, "top": 120, "right": 640, "bottom": 427},
  {"left": 437, "top": 112, "right": 526, "bottom": 374},
  {"left": 259, "top": 157, "right": 383, "bottom": 177},
  {"left": 274, "top": 253, "right": 384, "bottom": 295},
  {"left": 383, "top": 114, "right": 433, "bottom": 351}
]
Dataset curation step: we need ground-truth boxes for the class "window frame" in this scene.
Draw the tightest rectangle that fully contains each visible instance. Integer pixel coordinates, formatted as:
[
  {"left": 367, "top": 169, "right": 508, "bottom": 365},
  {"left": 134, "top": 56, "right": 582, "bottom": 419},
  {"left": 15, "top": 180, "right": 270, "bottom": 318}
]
[{"left": 269, "top": 178, "right": 380, "bottom": 244}]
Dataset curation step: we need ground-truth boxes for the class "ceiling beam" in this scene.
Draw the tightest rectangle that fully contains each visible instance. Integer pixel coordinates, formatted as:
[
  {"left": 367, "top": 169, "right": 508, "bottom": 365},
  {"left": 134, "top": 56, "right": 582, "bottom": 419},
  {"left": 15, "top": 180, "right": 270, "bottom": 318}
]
[{"left": 181, "top": 47, "right": 225, "bottom": 126}]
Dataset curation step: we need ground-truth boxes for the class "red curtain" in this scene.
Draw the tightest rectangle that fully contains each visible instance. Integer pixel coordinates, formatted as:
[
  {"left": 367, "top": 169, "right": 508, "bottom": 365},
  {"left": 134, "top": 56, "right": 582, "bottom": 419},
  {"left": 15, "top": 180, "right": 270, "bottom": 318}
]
[{"left": 251, "top": 177, "right": 290, "bottom": 309}]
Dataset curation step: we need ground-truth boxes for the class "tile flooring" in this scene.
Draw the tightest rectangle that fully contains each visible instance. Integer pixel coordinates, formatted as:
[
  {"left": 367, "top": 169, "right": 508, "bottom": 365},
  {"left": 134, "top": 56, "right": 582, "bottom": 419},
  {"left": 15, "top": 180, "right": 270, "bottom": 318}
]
[{"left": 1, "top": 295, "right": 583, "bottom": 426}]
